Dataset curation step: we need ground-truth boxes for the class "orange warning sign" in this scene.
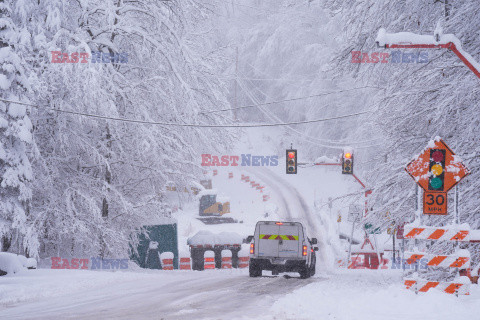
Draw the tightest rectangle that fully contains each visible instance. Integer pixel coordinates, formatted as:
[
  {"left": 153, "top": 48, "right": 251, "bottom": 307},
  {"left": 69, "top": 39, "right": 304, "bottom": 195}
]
[
  {"left": 423, "top": 191, "right": 447, "bottom": 215},
  {"left": 405, "top": 138, "right": 469, "bottom": 193}
]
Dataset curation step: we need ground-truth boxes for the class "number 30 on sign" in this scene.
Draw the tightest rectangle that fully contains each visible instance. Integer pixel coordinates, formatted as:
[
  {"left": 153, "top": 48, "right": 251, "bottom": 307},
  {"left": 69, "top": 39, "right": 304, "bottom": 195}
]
[{"left": 423, "top": 191, "right": 447, "bottom": 215}]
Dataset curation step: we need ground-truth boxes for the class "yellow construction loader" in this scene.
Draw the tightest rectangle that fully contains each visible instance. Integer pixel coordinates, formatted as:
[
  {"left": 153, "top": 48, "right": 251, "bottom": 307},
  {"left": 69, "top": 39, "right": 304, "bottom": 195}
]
[{"left": 198, "top": 190, "right": 235, "bottom": 224}]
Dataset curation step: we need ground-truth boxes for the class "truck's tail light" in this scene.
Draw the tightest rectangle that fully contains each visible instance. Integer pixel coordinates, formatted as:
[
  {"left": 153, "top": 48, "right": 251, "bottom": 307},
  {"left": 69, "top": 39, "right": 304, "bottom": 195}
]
[
  {"left": 303, "top": 245, "right": 307, "bottom": 256},
  {"left": 250, "top": 243, "right": 254, "bottom": 254}
]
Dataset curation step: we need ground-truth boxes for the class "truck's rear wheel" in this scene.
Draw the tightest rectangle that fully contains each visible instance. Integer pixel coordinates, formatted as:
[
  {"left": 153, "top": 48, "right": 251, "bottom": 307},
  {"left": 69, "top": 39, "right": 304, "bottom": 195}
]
[
  {"left": 299, "top": 266, "right": 310, "bottom": 279},
  {"left": 249, "top": 261, "right": 261, "bottom": 277}
]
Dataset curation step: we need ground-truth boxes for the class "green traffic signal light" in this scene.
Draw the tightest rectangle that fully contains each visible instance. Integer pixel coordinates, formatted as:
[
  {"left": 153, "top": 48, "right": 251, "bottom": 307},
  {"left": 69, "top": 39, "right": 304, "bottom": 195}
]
[{"left": 430, "top": 177, "right": 443, "bottom": 190}]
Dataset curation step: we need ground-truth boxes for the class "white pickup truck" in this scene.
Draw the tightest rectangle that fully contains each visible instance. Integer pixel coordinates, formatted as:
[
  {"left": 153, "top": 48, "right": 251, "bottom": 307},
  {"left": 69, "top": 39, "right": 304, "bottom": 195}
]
[{"left": 247, "top": 221, "right": 318, "bottom": 278}]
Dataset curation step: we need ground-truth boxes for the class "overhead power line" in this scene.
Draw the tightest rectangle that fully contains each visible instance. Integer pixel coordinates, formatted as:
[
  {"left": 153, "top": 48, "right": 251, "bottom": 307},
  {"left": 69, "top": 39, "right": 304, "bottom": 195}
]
[
  {"left": 199, "top": 86, "right": 383, "bottom": 114},
  {"left": 0, "top": 98, "right": 372, "bottom": 128}
]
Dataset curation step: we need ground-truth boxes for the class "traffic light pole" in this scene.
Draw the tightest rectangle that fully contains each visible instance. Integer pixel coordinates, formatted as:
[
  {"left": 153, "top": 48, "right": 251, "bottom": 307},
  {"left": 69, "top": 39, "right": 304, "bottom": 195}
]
[
  {"left": 455, "top": 185, "right": 459, "bottom": 225},
  {"left": 352, "top": 173, "right": 366, "bottom": 188},
  {"left": 377, "top": 30, "right": 480, "bottom": 80}
]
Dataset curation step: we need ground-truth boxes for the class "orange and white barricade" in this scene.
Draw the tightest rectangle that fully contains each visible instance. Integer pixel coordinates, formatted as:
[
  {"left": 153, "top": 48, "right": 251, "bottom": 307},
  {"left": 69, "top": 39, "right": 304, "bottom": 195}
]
[
  {"left": 244, "top": 176, "right": 250, "bottom": 182},
  {"left": 213, "top": 169, "right": 218, "bottom": 176},
  {"left": 179, "top": 251, "right": 191, "bottom": 270},
  {"left": 241, "top": 174, "right": 246, "bottom": 181},
  {"left": 238, "top": 247, "right": 249, "bottom": 268},
  {"left": 404, "top": 225, "right": 470, "bottom": 241},
  {"left": 228, "top": 172, "right": 233, "bottom": 179},
  {"left": 404, "top": 250, "right": 470, "bottom": 269},
  {"left": 221, "top": 250, "right": 232, "bottom": 269},
  {"left": 160, "top": 252, "right": 174, "bottom": 270},
  {"left": 204, "top": 251, "right": 215, "bottom": 270},
  {"left": 263, "top": 195, "right": 270, "bottom": 202},
  {"left": 348, "top": 255, "right": 365, "bottom": 269},
  {"left": 404, "top": 277, "right": 471, "bottom": 295}
]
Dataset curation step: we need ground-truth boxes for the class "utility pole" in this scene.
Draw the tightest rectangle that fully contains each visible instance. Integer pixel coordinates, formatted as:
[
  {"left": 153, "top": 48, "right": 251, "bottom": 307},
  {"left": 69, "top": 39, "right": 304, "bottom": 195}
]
[{"left": 444, "top": 0, "right": 450, "bottom": 20}]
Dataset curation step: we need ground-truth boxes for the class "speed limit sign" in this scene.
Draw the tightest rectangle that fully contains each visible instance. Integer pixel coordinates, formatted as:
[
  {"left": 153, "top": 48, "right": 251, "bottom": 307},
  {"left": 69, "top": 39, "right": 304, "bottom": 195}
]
[{"left": 423, "top": 191, "right": 447, "bottom": 215}]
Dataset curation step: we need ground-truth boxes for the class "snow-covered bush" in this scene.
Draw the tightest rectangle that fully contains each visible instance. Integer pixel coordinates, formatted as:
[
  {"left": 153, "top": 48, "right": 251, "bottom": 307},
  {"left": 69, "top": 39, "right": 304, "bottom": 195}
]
[{"left": 0, "top": 252, "right": 26, "bottom": 275}]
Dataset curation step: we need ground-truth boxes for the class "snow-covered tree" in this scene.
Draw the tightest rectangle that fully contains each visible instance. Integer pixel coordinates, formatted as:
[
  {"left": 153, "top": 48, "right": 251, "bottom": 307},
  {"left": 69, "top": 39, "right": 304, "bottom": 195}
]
[
  {"left": 0, "top": 0, "right": 37, "bottom": 256},
  {"left": 21, "top": 0, "right": 235, "bottom": 258},
  {"left": 319, "top": 0, "right": 480, "bottom": 265}
]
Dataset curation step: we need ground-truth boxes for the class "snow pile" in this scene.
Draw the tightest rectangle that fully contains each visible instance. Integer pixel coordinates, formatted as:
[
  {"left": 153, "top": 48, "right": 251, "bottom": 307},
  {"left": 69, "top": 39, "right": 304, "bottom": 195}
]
[
  {"left": 0, "top": 253, "right": 26, "bottom": 275},
  {"left": 271, "top": 270, "right": 479, "bottom": 320},
  {"left": 159, "top": 252, "right": 174, "bottom": 260},
  {"left": 187, "top": 231, "right": 243, "bottom": 246},
  {"left": 197, "top": 189, "right": 218, "bottom": 197},
  {"left": 238, "top": 244, "right": 250, "bottom": 257}
]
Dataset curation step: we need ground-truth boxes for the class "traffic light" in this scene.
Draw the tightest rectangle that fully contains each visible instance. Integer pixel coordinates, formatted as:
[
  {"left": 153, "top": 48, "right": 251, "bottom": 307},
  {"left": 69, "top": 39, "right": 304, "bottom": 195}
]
[
  {"left": 428, "top": 149, "right": 445, "bottom": 191},
  {"left": 342, "top": 151, "right": 354, "bottom": 174},
  {"left": 286, "top": 149, "right": 297, "bottom": 174}
]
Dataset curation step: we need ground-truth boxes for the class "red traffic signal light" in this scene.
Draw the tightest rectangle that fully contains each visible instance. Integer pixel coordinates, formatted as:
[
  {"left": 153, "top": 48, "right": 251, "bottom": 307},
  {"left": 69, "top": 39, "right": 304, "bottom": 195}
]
[
  {"left": 286, "top": 149, "right": 297, "bottom": 174},
  {"left": 428, "top": 149, "right": 445, "bottom": 191}
]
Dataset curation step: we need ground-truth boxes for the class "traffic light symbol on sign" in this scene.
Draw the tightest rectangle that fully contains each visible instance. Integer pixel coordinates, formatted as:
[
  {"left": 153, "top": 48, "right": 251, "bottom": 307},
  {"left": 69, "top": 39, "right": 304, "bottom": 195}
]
[
  {"left": 286, "top": 149, "right": 297, "bottom": 174},
  {"left": 342, "top": 152, "right": 353, "bottom": 174},
  {"left": 428, "top": 149, "right": 445, "bottom": 191}
]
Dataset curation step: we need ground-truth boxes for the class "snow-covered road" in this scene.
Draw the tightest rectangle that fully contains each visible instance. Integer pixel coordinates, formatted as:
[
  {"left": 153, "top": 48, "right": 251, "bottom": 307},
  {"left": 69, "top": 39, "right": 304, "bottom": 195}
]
[
  {"left": 0, "top": 269, "right": 321, "bottom": 320},
  {"left": 2, "top": 268, "right": 478, "bottom": 320}
]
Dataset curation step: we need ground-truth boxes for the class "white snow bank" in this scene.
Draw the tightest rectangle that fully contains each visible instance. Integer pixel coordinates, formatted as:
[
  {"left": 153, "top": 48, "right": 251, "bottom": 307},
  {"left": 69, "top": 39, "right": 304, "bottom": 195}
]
[
  {"left": 271, "top": 269, "right": 480, "bottom": 320},
  {"left": 25, "top": 258, "right": 37, "bottom": 269},
  {"left": 238, "top": 244, "right": 250, "bottom": 257},
  {"left": 0, "top": 268, "right": 193, "bottom": 307},
  {"left": 16, "top": 254, "right": 28, "bottom": 267},
  {"left": 187, "top": 230, "right": 243, "bottom": 246},
  {"left": 0, "top": 253, "right": 26, "bottom": 275}
]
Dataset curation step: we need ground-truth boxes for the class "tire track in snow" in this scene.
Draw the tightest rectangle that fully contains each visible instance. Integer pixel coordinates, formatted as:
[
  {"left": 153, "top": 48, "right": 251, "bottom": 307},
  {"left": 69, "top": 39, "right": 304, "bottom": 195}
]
[
  {"left": 243, "top": 167, "right": 294, "bottom": 221},
  {"left": 251, "top": 168, "right": 319, "bottom": 237}
]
